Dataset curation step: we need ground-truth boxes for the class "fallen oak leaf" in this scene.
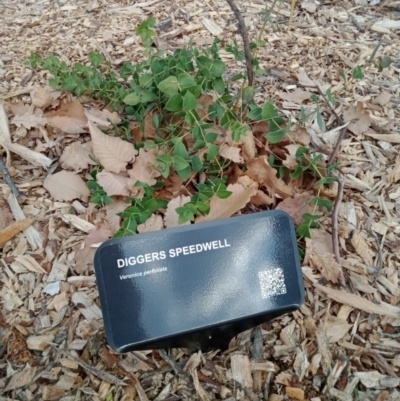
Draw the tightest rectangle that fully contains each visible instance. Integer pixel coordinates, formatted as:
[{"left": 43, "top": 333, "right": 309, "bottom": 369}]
[
  {"left": 128, "top": 148, "right": 161, "bottom": 186},
  {"left": 276, "top": 192, "right": 313, "bottom": 225},
  {"left": 219, "top": 143, "right": 243, "bottom": 163},
  {"left": 31, "top": 86, "right": 53, "bottom": 109},
  {"left": 10, "top": 108, "right": 47, "bottom": 130},
  {"left": 88, "top": 120, "right": 137, "bottom": 173},
  {"left": 43, "top": 171, "right": 90, "bottom": 202},
  {"left": 343, "top": 102, "right": 371, "bottom": 136},
  {"left": 137, "top": 214, "right": 164, "bottom": 233},
  {"left": 196, "top": 181, "right": 257, "bottom": 223},
  {"left": 59, "top": 141, "right": 97, "bottom": 171},
  {"left": 310, "top": 253, "right": 344, "bottom": 284},
  {"left": 96, "top": 170, "right": 133, "bottom": 197},
  {"left": 245, "top": 156, "right": 294, "bottom": 199},
  {"left": 45, "top": 100, "right": 87, "bottom": 134},
  {"left": 278, "top": 88, "right": 312, "bottom": 105},
  {"left": 84, "top": 107, "right": 121, "bottom": 129}
]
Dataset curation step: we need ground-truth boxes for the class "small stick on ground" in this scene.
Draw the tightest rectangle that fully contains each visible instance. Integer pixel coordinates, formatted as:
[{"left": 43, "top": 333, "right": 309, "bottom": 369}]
[
  {"left": 289, "top": 0, "right": 297, "bottom": 30},
  {"left": 0, "top": 157, "right": 21, "bottom": 197},
  {"left": 158, "top": 350, "right": 186, "bottom": 378},
  {"left": 225, "top": 0, "right": 253, "bottom": 86},
  {"left": 332, "top": 177, "right": 344, "bottom": 265}
]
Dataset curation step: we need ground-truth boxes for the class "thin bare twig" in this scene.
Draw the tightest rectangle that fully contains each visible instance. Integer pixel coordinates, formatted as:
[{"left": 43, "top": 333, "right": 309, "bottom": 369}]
[
  {"left": 328, "top": 126, "right": 348, "bottom": 165},
  {"left": 225, "top": 0, "right": 253, "bottom": 86},
  {"left": 0, "top": 157, "right": 21, "bottom": 197},
  {"left": 158, "top": 349, "right": 187, "bottom": 379},
  {"left": 332, "top": 177, "right": 344, "bottom": 265}
]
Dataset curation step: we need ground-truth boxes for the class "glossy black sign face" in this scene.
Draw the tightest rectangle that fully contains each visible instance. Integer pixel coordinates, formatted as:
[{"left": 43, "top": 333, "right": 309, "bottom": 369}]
[{"left": 94, "top": 211, "right": 304, "bottom": 352}]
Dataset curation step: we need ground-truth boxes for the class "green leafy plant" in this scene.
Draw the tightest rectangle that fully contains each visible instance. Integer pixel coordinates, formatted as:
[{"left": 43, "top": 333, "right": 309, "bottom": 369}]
[{"left": 26, "top": 17, "right": 339, "bottom": 244}]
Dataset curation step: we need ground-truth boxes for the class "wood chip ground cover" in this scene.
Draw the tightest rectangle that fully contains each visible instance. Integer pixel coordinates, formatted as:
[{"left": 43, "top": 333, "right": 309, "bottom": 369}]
[{"left": 0, "top": 0, "right": 400, "bottom": 400}]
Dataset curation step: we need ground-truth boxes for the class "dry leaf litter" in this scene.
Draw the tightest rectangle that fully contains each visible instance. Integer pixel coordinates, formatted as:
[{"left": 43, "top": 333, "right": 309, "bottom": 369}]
[{"left": 1, "top": 0, "right": 400, "bottom": 400}]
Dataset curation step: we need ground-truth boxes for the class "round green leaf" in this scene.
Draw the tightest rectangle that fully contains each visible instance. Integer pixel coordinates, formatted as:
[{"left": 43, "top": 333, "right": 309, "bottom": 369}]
[
  {"left": 157, "top": 76, "right": 179, "bottom": 96},
  {"left": 123, "top": 93, "right": 141, "bottom": 106},
  {"left": 165, "top": 93, "right": 183, "bottom": 111},
  {"left": 173, "top": 155, "right": 190, "bottom": 171},
  {"left": 183, "top": 91, "right": 197, "bottom": 111}
]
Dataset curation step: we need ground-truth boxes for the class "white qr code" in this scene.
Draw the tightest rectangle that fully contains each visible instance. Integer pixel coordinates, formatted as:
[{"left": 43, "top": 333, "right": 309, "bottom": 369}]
[{"left": 258, "top": 268, "right": 287, "bottom": 298}]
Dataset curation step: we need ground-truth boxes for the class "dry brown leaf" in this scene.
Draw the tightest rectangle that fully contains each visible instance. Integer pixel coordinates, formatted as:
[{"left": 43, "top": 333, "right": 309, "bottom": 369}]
[
  {"left": 250, "top": 190, "right": 273, "bottom": 206},
  {"left": 278, "top": 89, "right": 312, "bottom": 104},
  {"left": 164, "top": 195, "right": 191, "bottom": 228},
  {"left": 75, "top": 224, "right": 112, "bottom": 273},
  {"left": 31, "top": 86, "right": 53, "bottom": 108},
  {"left": 240, "top": 130, "right": 256, "bottom": 160},
  {"left": 197, "top": 94, "right": 213, "bottom": 120},
  {"left": 343, "top": 102, "right": 371, "bottom": 136},
  {"left": 297, "top": 69, "right": 316, "bottom": 87},
  {"left": 350, "top": 230, "right": 373, "bottom": 266},
  {"left": 44, "top": 171, "right": 90, "bottom": 202},
  {"left": 104, "top": 200, "right": 127, "bottom": 233},
  {"left": 165, "top": 173, "right": 184, "bottom": 196},
  {"left": 363, "top": 132, "right": 400, "bottom": 144},
  {"left": 137, "top": 214, "right": 163, "bottom": 233},
  {"left": 284, "top": 127, "right": 311, "bottom": 146},
  {"left": 143, "top": 111, "right": 157, "bottom": 139},
  {"left": 11, "top": 109, "right": 47, "bottom": 130},
  {"left": 276, "top": 192, "right": 313, "bottom": 225},
  {"left": 245, "top": 156, "right": 294, "bottom": 199},
  {"left": 89, "top": 121, "right": 138, "bottom": 173},
  {"left": 253, "top": 121, "right": 268, "bottom": 135},
  {"left": 59, "top": 141, "right": 97, "bottom": 171},
  {"left": 219, "top": 144, "right": 243, "bottom": 163},
  {"left": 45, "top": 100, "right": 87, "bottom": 134},
  {"left": 372, "top": 92, "right": 392, "bottom": 107},
  {"left": 325, "top": 318, "right": 352, "bottom": 343},
  {"left": 9, "top": 102, "right": 31, "bottom": 117},
  {"left": 310, "top": 253, "right": 344, "bottom": 284},
  {"left": 96, "top": 170, "right": 133, "bottom": 197},
  {"left": 314, "top": 283, "right": 400, "bottom": 318},
  {"left": 84, "top": 107, "right": 121, "bottom": 129},
  {"left": 128, "top": 148, "right": 160, "bottom": 186},
  {"left": 196, "top": 182, "right": 257, "bottom": 223},
  {"left": 304, "top": 229, "right": 333, "bottom": 265}
]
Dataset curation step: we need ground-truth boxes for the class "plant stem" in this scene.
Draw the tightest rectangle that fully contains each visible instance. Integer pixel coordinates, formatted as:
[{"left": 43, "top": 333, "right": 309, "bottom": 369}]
[{"left": 225, "top": 0, "right": 253, "bottom": 86}]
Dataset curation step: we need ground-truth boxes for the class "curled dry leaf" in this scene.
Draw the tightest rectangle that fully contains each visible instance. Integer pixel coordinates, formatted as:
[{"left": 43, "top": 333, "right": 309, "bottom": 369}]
[
  {"left": 43, "top": 170, "right": 90, "bottom": 202},
  {"left": 137, "top": 214, "right": 163, "bottom": 233},
  {"left": 128, "top": 148, "right": 161, "bottom": 186},
  {"left": 96, "top": 170, "right": 133, "bottom": 197},
  {"left": 31, "top": 86, "right": 53, "bottom": 109},
  {"left": 218, "top": 144, "right": 243, "bottom": 163},
  {"left": 310, "top": 253, "right": 344, "bottom": 284},
  {"left": 60, "top": 141, "right": 97, "bottom": 171},
  {"left": 276, "top": 192, "right": 313, "bottom": 225},
  {"left": 250, "top": 190, "right": 273, "bottom": 206},
  {"left": 45, "top": 100, "right": 87, "bottom": 134},
  {"left": 343, "top": 102, "right": 371, "bottom": 136},
  {"left": 164, "top": 195, "right": 191, "bottom": 228},
  {"left": 245, "top": 156, "right": 294, "bottom": 199},
  {"left": 84, "top": 107, "right": 121, "bottom": 129},
  {"left": 88, "top": 121, "right": 137, "bottom": 173},
  {"left": 196, "top": 181, "right": 257, "bottom": 223},
  {"left": 278, "top": 88, "right": 312, "bottom": 104},
  {"left": 240, "top": 130, "right": 256, "bottom": 160}
]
